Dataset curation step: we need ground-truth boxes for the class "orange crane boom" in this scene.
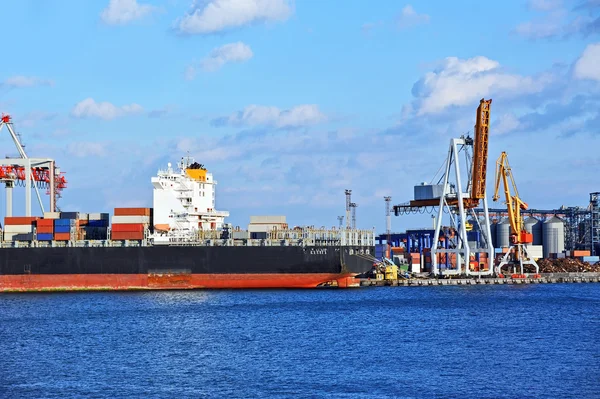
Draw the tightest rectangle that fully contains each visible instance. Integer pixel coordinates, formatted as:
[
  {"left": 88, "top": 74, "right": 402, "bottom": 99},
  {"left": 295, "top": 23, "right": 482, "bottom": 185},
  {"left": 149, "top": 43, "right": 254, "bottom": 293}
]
[{"left": 471, "top": 99, "right": 491, "bottom": 202}]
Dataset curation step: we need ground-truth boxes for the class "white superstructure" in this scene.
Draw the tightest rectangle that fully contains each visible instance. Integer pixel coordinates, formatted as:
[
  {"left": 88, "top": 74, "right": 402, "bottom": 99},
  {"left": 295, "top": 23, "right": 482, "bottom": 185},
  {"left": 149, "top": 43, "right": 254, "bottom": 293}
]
[{"left": 151, "top": 156, "right": 229, "bottom": 238}]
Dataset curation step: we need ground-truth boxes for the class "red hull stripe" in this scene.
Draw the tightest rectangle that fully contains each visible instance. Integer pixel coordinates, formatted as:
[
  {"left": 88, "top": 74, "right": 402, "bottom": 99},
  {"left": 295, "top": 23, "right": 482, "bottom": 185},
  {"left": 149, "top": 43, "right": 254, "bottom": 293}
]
[{"left": 0, "top": 273, "right": 359, "bottom": 292}]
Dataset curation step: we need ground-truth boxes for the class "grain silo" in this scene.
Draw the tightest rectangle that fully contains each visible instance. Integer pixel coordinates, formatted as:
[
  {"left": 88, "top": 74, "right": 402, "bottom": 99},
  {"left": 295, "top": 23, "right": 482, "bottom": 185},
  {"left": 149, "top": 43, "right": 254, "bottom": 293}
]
[{"left": 543, "top": 216, "right": 565, "bottom": 258}]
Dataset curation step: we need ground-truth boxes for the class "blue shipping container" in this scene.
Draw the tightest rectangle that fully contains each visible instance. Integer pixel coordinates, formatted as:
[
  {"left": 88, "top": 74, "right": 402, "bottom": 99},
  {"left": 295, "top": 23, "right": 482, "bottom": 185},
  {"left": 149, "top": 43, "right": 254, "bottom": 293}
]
[
  {"left": 54, "top": 225, "right": 71, "bottom": 233},
  {"left": 88, "top": 219, "right": 109, "bottom": 227},
  {"left": 60, "top": 212, "right": 80, "bottom": 220},
  {"left": 37, "top": 233, "right": 53, "bottom": 241},
  {"left": 582, "top": 256, "right": 599, "bottom": 263},
  {"left": 54, "top": 219, "right": 76, "bottom": 227}
]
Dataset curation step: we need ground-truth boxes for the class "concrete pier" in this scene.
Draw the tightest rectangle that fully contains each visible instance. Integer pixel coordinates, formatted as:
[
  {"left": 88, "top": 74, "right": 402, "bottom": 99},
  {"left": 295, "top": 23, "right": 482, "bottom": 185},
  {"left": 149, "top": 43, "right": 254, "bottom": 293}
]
[{"left": 359, "top": 273, "right": 600, "bottom": 287}]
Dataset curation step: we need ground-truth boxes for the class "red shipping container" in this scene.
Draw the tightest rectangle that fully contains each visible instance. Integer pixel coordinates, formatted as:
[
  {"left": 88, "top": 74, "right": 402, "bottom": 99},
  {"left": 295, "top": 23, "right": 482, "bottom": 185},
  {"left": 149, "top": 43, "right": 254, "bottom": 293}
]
[
  {"left": 111, "top": 231, "right": 144, "bottom": 240},
  {"left": 37, "top": 226, "right": 54, "bottom": 234},
  {"left": 114, "top": 208, "right": 151, "bottom": 216},
  {"left": 111, "top": 223, "right": 145, "bottom": 232},
  {"left": 5, "top": 216, "right": 39, "bottom": 225},
  {"left": 78, "top": 220, "right": 89, "bottom": 226},
  {"left": 36, "top": 219, "right": 54, "bottom": 227},
  {"left": 54, "top": 232, "right": 71, "bottom": 241}
]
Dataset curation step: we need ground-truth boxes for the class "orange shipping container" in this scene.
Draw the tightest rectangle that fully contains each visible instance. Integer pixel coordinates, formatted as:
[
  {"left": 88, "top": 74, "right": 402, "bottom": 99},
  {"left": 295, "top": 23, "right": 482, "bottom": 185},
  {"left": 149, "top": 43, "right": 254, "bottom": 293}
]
[
  {"left": 114, "top": 208, "right": 151, "bottom": 216},
  {"left": 111, "top": 223, "right": 145, "bottom": 232},
  {"left": 37, "top": 226, "right": 54, "bottom": 234},
  {"left": 54, "top": 232, "right": 71, "bottom": 241},
  {"left": 111, "top": 231, "right": 144, "bottom": 240},
  {"left": 391, "top": 247, "right": 404, "bottom": 253},
  {"left": 37, "top": 219, "right": 54, "bottom": 227},
  {"left": 572, "top": 250, "right": 590, "bottom": 257},
  {"left": 5, "top": 216, "right": 38, "bottom": 225}
]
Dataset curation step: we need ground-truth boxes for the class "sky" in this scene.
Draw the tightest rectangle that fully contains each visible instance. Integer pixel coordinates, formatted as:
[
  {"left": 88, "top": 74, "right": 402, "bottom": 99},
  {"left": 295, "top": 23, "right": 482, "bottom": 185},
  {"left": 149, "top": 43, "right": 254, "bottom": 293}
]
[{"left": 0, "top": 0, "right": 599, "bottom": 234}]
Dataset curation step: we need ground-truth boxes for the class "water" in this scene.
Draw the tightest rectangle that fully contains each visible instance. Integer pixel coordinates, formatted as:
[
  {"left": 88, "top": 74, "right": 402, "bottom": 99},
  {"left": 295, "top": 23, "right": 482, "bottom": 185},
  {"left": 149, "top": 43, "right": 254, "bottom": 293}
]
[{"left": 1, "top": 284, "right": 599, "bottom": 398}]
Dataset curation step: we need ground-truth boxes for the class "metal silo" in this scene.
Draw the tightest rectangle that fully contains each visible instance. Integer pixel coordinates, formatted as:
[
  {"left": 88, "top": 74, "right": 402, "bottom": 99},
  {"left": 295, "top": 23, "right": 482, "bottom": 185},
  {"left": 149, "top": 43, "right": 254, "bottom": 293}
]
[
  {"left": 524, "top": 217, "right": 543, "bottom": 246},
  {"left": 543, "top": 216, "right": 565, "bottom": 258},
  {"left": 496, "top": 218, "right": 510, "bottom": 249}
]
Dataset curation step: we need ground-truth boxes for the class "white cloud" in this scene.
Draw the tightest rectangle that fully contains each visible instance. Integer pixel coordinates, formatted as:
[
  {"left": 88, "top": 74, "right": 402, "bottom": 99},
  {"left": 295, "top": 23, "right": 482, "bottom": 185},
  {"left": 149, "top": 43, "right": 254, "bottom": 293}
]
[
  {"left": 574, "top": 42, "right": 600, "bottom": 81},
  {"left": 2, "top": 76, "right": 54, "bottom": 88},
  {"left": 100, "top": 0, "right": 158, "bottom": 25},
  {"left": 200, "top": 42, "right": 253, "bottom": 72},
  {"left": 493, "top": 113, "right": 522, "bottom": 135},
  {"left": 514, "top": 18, "right": 563, "bottom": 39},
  {"left": 397, "top": 5, "right": 429, "bottom": 29},
  {"left": 215, "top": 104, "right": 326, "bottom": 128},
  {"left": 66, "top": 142, "right": 109, "bottom": 158},
  {"left": 71, "top": 98, "right": 143, "bottom": 120},
  {"left": 176, "top": 0, "right": 292, "bottom": 35},
  {"left": 527, "top": 0, "right": 562, "bottom": 11},
  {"left": 410, "top": 55, "right": 553, "bottom": 115}
]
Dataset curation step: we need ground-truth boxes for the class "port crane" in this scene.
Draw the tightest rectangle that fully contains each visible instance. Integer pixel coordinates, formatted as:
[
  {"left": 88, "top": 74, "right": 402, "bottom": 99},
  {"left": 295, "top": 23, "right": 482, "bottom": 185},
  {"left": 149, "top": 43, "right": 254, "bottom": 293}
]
[
  {"left": 0, "top": 114, "right": 67, "bottom": 216},
  {"left": 493, "top": 151, "right": 540, "bottom": 277},
  {"left": 393, "top": 99, "right": 494, "bottom": 276}
]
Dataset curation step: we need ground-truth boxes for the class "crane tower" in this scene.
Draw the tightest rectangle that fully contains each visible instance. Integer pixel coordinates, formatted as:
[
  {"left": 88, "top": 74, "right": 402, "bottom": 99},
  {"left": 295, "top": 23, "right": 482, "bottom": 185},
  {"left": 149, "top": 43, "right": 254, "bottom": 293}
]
[
  {"left": 384, "top": 196, "right": 391, "bottom": 243},
  {"left": 345, "top": 189, "right": 352, "bottom": 229}
]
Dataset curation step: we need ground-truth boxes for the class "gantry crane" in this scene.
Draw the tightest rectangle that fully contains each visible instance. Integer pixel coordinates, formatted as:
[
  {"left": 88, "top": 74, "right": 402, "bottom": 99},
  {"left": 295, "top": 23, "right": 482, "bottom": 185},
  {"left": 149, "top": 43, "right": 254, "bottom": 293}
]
[
  {"left": 0, "top": 114, "right": 67, "bottom": 216},
  {"left": 493, "top": 151, "right": 540, "bottom": 277},
  {"left": 393, "top": 99, "right": 494, "bottom": 276}
]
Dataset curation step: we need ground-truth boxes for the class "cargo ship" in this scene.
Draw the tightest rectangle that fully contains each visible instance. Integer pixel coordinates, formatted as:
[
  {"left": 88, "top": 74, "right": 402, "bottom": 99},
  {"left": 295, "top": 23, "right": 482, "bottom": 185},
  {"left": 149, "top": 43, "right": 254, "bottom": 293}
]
[{"left": 0, "top": 156, "right": 376, "bottom": 292}]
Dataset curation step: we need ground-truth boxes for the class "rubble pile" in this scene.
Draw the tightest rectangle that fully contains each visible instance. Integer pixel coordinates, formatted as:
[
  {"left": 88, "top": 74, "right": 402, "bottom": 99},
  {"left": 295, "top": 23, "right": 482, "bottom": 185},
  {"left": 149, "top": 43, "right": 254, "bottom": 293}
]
[{"left": 536, "top": 258, "right": 600, "bottom": 273}]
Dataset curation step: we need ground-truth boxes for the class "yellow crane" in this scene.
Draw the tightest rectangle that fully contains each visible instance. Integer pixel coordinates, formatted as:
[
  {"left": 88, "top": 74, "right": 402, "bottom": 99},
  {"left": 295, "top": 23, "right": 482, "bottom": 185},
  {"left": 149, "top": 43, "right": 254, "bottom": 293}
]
[{"left": 493, "top": 151, "right": 540, "bottom": 277}]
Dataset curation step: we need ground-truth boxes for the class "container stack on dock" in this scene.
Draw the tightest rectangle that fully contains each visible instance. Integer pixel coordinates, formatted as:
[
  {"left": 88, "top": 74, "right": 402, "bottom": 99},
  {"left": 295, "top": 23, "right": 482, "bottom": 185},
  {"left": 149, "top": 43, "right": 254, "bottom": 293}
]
[
  {"left": 3, "top": 217, "right": 38, "bottom": 242},
  {"left": 111, "top": 208, "right": 152, "bottom": 241}
]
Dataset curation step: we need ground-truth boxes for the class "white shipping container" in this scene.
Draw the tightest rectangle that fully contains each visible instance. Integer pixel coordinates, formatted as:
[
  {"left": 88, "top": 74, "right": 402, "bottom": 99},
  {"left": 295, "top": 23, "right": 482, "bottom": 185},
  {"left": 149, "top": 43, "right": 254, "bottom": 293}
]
[
  {"left": 89, "top": 213, "right": 110, "bottom": 220},
  {"left": 411, "top": 263, "right": 421, "bottom": 273},
  {"left": 524, "top": 245, "right": 543, "bottom": 260},
  {"left": 112, "top": 215, "right": 150, "bottom": 224},
  {"left": 43, "top": 212, "right": 61, "bottom": 219},
  {"left": 250, "top": 215, "right": 286, "bottom": 224},
  {"left": 248, "top": 223, "right": 286, "bottom": 233},
  {"left": 3, "top": 224, "right": 34, "bottom": 233}
]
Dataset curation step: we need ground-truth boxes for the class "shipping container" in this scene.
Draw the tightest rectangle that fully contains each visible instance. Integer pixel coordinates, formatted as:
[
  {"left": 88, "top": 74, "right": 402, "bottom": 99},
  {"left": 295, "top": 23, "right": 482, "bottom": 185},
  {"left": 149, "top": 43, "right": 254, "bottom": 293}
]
[
  {"left": 111, "top": 223, "right": 145, "bottom": 233},
  {"left": 88, "top": 213, "right": 109, "bottom": 220},
  {"left": 6, "top": 232, "right": 34, "bottom": 241},
  {"left": 250, "top": 232, "right": 268, "bottom": 239},
  {"left": 37, "top": 226, "right": 53, "bottom": 234},
  {"left": 88, "top": 219, "right": 109, "bottom": 227},
  {"left": 83, "top": 226, "right": 108, "bottom": 240},
  {"left": 55, "top": 225, "right": 72, "bottom": 234},
  {"left": 111, "top": 231, "right": 144, "bottom": 240},
  {"left": 54, "top": 232, "right": 71, "bottom": 241},
  {"left": 60, "top": 212, "right": 80, "bottom": 220},
  {"left": 36, "top": 219, "right": 54, "bottom": 227},
  {"left": 3, "top": 224, "right": 34, "bottom": 233},
  {"left": 572, "top": 250, "right": 591, "bottom": 257},
  {"left": 114, "top": 208, "right": 151, "bottom": 216},
  {"left": 112, "top": 215, "right": 150, "bottom": 224},
  {"left": 232, "top": 231, "right": 248, "bottom": 239},
  {"left": 43, "top": 211, "right": 60, "bottom": 219},
  {"left": 54, "top": 219, "right": 76, "bottom": 227},
  {"left": 4, "top": 216, "right": 38, "bottom": 225},
  {"left": 36, "top": 233, "right": 53, "bottom": 241},
  {"left": 582, "top": 256, "right": 599, "bottom": 263},
  {"left": 249, "top": 215, "right": 286, "bottom": 224}
]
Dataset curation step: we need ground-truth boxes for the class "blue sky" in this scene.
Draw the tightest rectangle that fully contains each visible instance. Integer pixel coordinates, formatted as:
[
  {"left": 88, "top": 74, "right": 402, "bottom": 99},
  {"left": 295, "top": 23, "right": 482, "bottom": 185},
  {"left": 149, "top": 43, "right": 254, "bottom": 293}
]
[{"left": 0, "top": 0, "right": 599, "bottom": 233}]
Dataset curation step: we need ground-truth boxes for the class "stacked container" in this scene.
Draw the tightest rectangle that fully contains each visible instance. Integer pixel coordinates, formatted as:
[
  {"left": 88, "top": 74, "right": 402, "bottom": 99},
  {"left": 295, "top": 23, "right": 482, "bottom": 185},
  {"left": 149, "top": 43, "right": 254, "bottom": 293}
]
[
  {"left": 54, "top": 218, "right": 76, "bottom": 241},
  {"left": 85, "top": 213, "right": 109, "bottom": 240},
  {"left": 111, "top": 208, "right": 152, "bottom": 240},
  {"left": 3, "top": 217, "right": 38, "bottom": 241},
  {"left": 36, "top": 219, "right": 54, "bottom": 241}
]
